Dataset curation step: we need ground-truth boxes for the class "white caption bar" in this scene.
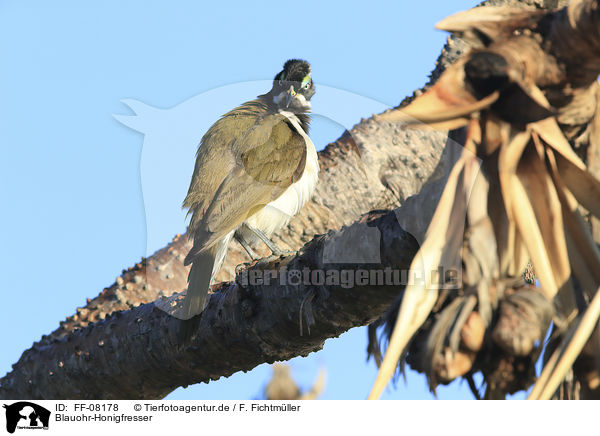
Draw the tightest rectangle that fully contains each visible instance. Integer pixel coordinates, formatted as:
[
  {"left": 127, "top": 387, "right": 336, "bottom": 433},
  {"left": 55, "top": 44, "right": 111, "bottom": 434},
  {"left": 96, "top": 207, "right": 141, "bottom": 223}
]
[{"left": 0, "top": 400, "right": 596, "bottom": 435}]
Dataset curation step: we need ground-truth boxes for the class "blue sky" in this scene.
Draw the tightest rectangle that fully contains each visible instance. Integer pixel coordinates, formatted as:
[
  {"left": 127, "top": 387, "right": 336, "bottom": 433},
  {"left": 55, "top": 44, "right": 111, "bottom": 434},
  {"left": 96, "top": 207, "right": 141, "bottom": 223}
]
[{"left": 0, "top": 0, "right": 493, "bottom": 400}]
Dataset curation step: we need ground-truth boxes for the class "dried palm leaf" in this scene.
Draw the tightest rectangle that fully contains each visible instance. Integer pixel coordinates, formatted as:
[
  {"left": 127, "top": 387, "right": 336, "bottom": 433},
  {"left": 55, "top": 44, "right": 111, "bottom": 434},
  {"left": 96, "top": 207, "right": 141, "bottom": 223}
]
[
  {"left": 378, "top": 59, "right": 499, "bottom": 131},
  {"left": 367, "top": 146, "right": 479, "bottom": 399},
  {"left": 369, "top": 0, "right": 600, "bottom": 400},
  {"left": 497, "top": 129, "right": 531, "bottom": 276},
  {"left": 528, "top": 286, "right": 600, "bottom": 399},
  {"left": 436, "top": 6, "right": 545, "bottom": 48},
  {"left": 515, "top": 138, "right": 575, "bottom": 313},
  {"left": 555, "top": 153, "right": 600, "bottom": 220},
  {"left": 546, "top": 148, "right": 600, "bottom": 292},
  {"left": 424, "top": 295, "right": 479, "bottom": 390},
  {"left": 463, "top": 156, "right": 500, "bottom": 325}
]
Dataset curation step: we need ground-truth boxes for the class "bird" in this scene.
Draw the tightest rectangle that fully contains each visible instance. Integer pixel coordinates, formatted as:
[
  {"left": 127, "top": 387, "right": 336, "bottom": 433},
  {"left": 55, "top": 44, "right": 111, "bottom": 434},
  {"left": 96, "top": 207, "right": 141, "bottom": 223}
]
[{"left": 180, "top": 59, "right": 318, "bottom": 321}]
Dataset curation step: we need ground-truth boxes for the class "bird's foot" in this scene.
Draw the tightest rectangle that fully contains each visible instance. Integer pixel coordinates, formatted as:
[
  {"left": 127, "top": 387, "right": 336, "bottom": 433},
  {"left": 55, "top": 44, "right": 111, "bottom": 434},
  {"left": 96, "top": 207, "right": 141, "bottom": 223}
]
[
  {"left": 269, "top": 248, "right": 296, "bottom": 257},
  {"left": 235, "top": 233, "right": 261, "bottom": 260},
  {"left": 243, "top": 224, "right": 295, "bottom": 257}
]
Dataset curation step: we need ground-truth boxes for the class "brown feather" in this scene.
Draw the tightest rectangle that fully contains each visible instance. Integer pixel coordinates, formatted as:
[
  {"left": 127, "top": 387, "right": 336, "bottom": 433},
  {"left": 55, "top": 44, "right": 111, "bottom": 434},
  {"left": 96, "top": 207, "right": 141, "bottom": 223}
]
[{"left": 183, "top": 99, "right": 308, "bottom": 261}]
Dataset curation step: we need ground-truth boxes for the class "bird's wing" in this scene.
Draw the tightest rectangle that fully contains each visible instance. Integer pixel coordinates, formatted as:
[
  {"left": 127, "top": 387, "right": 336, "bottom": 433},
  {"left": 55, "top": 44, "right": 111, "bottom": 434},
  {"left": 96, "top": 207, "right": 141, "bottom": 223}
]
[
  {"left": 184, "top": 113, "right": 307, "bottom": 264},
  {"left": 237, "top": 113, "right": 307, "bottom": 187}
]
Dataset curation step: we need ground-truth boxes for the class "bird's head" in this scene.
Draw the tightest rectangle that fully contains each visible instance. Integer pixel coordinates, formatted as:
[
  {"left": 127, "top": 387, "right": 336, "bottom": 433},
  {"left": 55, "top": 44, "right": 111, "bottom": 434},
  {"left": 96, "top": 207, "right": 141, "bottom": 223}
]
[{"left": 270, "top": 59, "right": 315, "bottom": 113}]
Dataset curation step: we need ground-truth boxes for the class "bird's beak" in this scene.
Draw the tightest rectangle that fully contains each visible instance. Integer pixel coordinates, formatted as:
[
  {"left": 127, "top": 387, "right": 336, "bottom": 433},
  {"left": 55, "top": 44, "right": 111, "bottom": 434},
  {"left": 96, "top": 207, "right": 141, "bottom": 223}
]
[{"left": 285, "top": 86, "right": 297, "bottom": 108}]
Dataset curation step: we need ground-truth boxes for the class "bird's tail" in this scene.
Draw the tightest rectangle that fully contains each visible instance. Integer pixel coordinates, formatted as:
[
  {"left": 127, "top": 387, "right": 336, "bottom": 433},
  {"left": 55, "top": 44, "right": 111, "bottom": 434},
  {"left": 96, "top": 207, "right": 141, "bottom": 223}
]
[
  {"left": 181, "top": 246, "right": 217, "bottom": 320},
  {"left": 181, "top": 231, "right": 233, "bottom": 321}
]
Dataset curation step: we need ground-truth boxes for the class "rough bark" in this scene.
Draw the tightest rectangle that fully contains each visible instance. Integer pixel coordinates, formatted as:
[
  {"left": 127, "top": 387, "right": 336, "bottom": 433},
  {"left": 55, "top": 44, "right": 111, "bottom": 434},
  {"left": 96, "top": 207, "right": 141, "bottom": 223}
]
[
  {"left": 0, "top": 72, "right": 451, "bottom": 400},
  {"left": 0, "top": 210, "right": 419, "bottom": 399}
]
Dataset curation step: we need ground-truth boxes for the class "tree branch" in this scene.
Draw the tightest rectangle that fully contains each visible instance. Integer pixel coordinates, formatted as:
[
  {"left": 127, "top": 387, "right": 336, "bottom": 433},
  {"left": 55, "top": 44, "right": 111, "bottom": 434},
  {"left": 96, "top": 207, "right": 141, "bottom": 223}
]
[
  {"left": 1, "top": 0, "right": 584, "bottom": 400},
  {"left": 0, "top": 209, "right": 422, "bottom": 399},
  {"left": 0, "top": 67, "right": 453, "bottom": 399}
]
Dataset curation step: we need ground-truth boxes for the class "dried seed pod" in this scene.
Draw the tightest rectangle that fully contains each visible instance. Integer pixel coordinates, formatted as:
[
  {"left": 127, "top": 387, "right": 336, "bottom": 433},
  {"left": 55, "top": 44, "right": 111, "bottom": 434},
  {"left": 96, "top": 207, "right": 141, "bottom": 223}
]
[
  {"left": 492, "top": 287, "right": 553, "bottom": 356},
  {"left": 461, "top": 311, "right": 485, "bottom": 352},
  {"left": 432, "top": 347, "right": 477, "bottom": 384}
]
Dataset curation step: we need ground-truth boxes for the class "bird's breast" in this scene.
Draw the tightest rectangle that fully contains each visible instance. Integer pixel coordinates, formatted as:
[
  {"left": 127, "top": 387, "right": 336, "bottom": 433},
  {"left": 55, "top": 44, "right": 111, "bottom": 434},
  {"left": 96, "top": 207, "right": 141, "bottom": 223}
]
[{"left": 244, "top": 111, "right": 319, "bottom": 236}]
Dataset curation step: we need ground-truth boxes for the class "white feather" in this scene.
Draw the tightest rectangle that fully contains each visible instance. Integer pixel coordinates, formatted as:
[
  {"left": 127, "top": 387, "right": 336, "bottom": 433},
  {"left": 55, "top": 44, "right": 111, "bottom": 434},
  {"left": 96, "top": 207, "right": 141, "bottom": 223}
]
[{"left": 244, "top": 110, "right": 319, "bottom": 236}]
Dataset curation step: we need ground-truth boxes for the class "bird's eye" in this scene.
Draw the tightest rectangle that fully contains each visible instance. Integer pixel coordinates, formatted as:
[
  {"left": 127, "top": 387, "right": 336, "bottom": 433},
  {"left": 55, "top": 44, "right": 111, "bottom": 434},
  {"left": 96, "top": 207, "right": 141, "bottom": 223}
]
[
  {"left": 278, "top": 80, "right": 284, "bottom": 86},
  {"left": 303, "top": 80, "right": 312, "bottom": 89}
]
